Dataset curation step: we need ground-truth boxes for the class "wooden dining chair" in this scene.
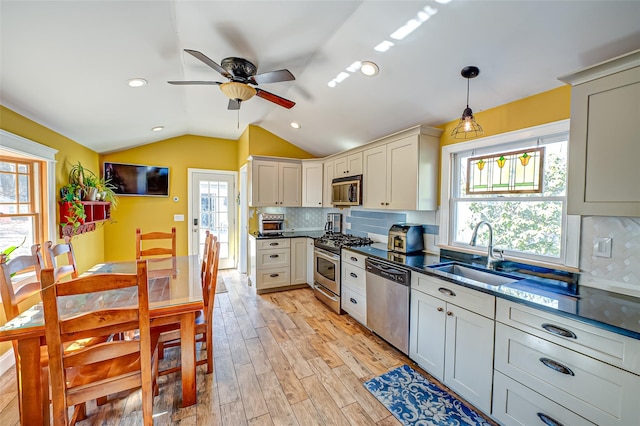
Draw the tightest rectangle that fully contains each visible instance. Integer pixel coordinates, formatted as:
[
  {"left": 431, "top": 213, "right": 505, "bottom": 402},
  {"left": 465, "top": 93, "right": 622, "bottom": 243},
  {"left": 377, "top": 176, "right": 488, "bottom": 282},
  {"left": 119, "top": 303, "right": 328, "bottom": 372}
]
[
  {"left": 40, "top": 260, "right": 159, "bottom": 425},
  {"left": 136, "top": 227, "right": 177, "bottom": 259},
  {"left": 0, "top": 244, "right": 50, "bottom": 424},
  {"left": 43, "top": 236, "right": 78, "bottom": 281},
  {"left": 156, "top": 238, "right": 220, "bottom": 375}
]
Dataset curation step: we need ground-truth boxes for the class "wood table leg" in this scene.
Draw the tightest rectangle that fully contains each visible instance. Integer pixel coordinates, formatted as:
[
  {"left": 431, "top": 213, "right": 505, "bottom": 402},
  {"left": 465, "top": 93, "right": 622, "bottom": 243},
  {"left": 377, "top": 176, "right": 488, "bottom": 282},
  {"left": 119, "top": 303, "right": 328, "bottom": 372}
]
[
  {"left": 180, "top": 312, "right": 196, "bottom": 407},
  {"left": 16, "top": 337, "right": 43, "bottom": 425}
]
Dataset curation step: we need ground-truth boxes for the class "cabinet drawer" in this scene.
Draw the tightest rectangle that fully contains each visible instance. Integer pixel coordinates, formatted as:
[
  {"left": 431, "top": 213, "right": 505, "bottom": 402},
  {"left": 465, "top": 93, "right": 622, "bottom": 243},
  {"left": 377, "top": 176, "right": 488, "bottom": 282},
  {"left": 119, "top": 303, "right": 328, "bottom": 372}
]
[
  {"left": 496, "top": 298, "right": 640, "bottom": 375},
  {"left": 412, "top": 272, "right": 495, "bottom": 318},
  {"left": 256, "top": 248, "right": 290, "bottom": 269},
  {"left": 256, "top": 269, "right": 290, "bottom": 290},
  {"left": 342, "top": 249, "right": 367, "bottom": 267},
  {"left": 342, "top": 286, "right": 366, "bottom": 325},
  {"left": 495, "top": 323, "right": 640, "bottom": 426},
  {"left": 257, "top": 239, "right": 290, "bottom": 250},
  {"left": 342, "top": 263, "right": 366, "bottom": 294},
  {"left": 493, "top": 371, "right": 595, "bottom": 426}
]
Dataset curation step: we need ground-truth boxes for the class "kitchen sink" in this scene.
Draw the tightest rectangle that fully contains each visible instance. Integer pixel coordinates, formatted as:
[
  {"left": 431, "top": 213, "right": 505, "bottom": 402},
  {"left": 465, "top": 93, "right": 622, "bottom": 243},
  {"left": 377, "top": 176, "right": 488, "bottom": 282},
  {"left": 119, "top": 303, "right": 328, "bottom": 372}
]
[{"left": 430, "top": 262, "right": 520, "bottom": 287}]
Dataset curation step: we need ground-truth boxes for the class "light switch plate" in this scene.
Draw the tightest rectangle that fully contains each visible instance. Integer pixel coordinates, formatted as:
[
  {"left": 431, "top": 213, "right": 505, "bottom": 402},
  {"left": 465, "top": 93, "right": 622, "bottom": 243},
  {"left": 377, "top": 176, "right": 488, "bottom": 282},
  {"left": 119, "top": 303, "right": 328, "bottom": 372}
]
[
  {"left": 593, "top": 237, "right": 612, "bottom": 258},
  {"left": 174, "top": 214, "right": 185, "bottom": 222}
]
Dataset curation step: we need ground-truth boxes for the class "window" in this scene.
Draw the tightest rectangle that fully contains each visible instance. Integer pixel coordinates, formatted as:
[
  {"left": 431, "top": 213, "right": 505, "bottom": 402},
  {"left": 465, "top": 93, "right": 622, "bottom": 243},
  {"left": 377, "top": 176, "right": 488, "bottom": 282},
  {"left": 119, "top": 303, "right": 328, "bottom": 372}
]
[
  {"left": 440, "top": 121, "right": 579, "bottom": 267},
  {"left": 0, "top": 130, "right": 58, "bottom": 259}
]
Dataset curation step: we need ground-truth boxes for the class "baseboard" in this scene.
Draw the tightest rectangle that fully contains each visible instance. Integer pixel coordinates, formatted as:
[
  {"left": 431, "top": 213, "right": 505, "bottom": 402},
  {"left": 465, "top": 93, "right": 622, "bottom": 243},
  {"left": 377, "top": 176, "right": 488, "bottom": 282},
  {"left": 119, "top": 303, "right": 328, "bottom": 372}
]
[{"left": 0, "top": 349, "right": 15, "bottom": 376}]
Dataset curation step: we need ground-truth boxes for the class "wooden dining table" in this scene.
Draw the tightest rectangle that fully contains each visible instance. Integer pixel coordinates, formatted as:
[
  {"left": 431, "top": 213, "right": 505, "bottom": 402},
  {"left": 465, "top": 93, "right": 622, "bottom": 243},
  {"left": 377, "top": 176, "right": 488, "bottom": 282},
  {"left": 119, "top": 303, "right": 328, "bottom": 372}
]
[{"left": 0, "top": 255, "right": 204, "bottom": 426}]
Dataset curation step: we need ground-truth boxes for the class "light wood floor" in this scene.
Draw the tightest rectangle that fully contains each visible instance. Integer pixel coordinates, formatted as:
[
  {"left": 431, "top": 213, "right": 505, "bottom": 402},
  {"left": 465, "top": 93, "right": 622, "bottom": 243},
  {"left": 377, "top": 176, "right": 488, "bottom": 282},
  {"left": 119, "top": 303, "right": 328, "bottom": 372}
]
[{"left": 0, "top": 270, "right": 497, "bottom": 425}]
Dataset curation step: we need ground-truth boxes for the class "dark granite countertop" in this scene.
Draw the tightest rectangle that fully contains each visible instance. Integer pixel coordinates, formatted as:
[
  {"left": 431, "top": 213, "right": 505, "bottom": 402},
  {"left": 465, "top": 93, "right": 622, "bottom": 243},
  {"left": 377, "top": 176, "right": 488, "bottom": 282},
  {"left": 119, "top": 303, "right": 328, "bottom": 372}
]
[{"left": 344, "top": 246, "right": 640, "bottom": 340}]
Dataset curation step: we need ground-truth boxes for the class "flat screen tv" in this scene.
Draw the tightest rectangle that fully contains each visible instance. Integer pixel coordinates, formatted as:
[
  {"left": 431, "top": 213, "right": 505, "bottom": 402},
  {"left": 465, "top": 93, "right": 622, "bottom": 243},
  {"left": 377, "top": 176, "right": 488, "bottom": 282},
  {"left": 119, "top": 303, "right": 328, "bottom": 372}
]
[{"left": 103, "top": 162, "right": 169, "bottom": 197}]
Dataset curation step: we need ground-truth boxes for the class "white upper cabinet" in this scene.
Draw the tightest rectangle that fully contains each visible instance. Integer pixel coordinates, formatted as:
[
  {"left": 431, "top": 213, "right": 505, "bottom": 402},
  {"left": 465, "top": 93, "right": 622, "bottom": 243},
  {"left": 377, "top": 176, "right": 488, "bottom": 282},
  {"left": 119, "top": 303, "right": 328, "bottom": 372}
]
[
  {"left": 363, "top": 126, "right": 441, "bottom": 211},
  {"left": 322, "top": 160, "right": 335, "bottom": 207},
  {"left": 301, "top": 160, "right": 323, "bottom": 207},
  {"left": 249, "top": 157, "right": 301, "bottom": 207},
  {"left": 334, "top": 152, "right": 363, "bottom": 177},
  {"left": 559, "top": 49, "right": 640, "bottom": 217}
]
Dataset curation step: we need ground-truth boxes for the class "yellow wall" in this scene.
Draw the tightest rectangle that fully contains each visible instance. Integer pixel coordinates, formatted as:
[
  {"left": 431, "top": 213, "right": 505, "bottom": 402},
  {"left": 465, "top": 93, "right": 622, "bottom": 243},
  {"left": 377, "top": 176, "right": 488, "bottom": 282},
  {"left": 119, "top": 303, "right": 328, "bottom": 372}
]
[
  {"left": 439, "top": 86, "right": 571, "bottom": 146},
  {"left": 246, "top": 125, "right": 315, "bottom": 160},
  {"left": 100, "top": 134, "right": 238, "bottom": 261}
]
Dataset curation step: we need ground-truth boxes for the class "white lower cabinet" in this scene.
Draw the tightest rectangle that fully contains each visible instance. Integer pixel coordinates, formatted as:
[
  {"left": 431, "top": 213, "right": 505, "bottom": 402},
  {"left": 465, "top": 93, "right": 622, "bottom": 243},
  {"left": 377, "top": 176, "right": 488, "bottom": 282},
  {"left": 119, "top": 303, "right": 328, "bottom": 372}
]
[
  {"left": 409, "top": 273, "right": 495, "bottom": 414},
  {"left": 306, "top": 238, "right": 314, "bottom": 287},
  {"left": 250, "top": 237, "right": 309, "bottom": 293},
  {"left": 341, "top": 249, "right": 367, "bottom": 326},
  {"left": 290, "top": 238, "right": 307, "bottom": 285},
  {"left": 495, "top": 299, "right": 640, "bottom": 425},
  {"left": 493, "top": 371, "right": 596, "bottom": 426}
]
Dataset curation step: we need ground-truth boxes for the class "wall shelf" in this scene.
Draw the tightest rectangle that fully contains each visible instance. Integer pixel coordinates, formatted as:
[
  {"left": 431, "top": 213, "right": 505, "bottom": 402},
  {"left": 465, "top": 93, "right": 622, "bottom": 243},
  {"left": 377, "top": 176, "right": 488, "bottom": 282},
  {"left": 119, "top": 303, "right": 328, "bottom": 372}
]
[{"left": 59, "top": 201, "right": 111, "bottom": 237}]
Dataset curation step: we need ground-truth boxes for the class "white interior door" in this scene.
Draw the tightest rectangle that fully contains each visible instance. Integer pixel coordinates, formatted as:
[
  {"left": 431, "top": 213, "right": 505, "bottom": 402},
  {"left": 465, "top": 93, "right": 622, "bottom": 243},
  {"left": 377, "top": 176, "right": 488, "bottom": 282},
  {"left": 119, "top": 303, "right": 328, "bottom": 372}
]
[{"left": 189, "top": 170, "right": 237, "bottom": 269}]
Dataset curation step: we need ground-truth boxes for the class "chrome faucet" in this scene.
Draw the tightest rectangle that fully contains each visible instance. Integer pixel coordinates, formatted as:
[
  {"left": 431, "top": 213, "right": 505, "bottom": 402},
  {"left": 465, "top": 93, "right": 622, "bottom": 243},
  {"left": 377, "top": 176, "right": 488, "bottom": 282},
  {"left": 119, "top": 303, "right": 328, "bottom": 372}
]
[{"left": 469, "top": 221, "right": 504, "bottom": 269}]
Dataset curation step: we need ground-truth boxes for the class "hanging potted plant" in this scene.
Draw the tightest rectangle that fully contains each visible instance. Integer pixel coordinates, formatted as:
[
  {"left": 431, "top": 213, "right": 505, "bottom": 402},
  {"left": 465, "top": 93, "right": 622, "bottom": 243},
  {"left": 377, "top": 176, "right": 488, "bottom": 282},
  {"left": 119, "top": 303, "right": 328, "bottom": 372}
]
[{"left": 59, "top": 183, "right": 86, "bottom": 230}]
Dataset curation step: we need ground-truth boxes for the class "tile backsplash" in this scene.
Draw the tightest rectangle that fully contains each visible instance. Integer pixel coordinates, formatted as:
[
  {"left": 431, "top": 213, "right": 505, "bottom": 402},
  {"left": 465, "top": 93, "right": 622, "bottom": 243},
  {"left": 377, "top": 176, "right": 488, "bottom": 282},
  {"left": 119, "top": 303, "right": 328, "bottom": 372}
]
[{"left": 580, "top": 216, "right": 640, "bottom": 295}]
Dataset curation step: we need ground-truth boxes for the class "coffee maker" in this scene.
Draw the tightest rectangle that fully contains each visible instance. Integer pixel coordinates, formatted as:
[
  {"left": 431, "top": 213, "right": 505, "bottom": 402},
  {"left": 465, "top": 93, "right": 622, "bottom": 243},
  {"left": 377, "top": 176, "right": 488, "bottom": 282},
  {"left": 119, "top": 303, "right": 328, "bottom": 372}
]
[{"left": 324, "top": 213, "right": 343, "bottom": 234}]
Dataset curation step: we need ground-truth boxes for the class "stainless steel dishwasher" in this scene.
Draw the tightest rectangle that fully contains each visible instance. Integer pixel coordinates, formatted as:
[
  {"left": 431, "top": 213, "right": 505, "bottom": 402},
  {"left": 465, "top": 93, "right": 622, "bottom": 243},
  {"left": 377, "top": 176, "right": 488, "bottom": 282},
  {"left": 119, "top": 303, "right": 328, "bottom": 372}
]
[{"left": 365, "top": 258, "right": 411, "bottom": 354}]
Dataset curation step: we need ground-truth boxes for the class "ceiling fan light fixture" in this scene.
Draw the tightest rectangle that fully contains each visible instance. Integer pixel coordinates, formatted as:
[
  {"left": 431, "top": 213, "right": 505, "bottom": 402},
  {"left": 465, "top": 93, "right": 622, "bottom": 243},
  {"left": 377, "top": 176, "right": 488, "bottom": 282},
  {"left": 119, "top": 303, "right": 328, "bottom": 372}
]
[
  {"left": 451, "top": 65, "right": 484, "bottom": 139},
  {"left": 220, "top": 81, "right": 256, "bottom": 101}
]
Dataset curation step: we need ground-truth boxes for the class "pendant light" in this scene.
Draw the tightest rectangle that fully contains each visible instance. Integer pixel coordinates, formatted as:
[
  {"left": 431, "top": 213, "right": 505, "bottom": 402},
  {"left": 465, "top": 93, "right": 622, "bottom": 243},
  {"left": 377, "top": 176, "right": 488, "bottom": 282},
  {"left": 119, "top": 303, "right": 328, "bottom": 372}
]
[{"left": 451, "top": 65, "right": 484, "bottom": 139}]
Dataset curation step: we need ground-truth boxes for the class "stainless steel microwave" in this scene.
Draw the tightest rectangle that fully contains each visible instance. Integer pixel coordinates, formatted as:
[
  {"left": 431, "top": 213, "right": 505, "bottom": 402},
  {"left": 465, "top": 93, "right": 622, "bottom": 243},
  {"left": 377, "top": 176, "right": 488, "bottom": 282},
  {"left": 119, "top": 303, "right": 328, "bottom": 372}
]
[{"left": 331, "top": 175, "right": 362, "bottom": 206}]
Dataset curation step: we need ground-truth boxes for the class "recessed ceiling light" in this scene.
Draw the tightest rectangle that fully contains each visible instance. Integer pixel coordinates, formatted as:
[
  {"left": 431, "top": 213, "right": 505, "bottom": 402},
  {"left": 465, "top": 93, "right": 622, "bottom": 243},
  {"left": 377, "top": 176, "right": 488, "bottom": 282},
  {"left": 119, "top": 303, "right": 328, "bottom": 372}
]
[
  {"left": 128, "top": 78, "right": 147, "bottom": 87},
  {"left": 151, "top": 126, "right": 164, "bottom": 132},
  {"left": 290, "top": 122, "right": 301, "bottom": 129},
  {"left": 360, "top": 61, "right": 379, "bottom": 76}
]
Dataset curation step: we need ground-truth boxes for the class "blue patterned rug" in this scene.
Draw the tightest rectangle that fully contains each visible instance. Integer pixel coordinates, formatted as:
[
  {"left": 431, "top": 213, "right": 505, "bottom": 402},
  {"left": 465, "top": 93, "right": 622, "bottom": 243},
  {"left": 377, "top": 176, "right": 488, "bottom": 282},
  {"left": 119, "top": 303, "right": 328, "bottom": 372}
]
[{"left": 364, "top": 364, "right": 492, "bottom": 426}]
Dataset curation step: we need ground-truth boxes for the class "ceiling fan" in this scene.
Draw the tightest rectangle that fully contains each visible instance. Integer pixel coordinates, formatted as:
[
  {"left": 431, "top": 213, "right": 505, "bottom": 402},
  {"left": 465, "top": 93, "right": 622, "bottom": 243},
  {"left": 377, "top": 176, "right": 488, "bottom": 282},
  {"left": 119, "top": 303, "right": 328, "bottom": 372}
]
[{"left": 168, "top": 49, "right": 296, "bottom": 110}]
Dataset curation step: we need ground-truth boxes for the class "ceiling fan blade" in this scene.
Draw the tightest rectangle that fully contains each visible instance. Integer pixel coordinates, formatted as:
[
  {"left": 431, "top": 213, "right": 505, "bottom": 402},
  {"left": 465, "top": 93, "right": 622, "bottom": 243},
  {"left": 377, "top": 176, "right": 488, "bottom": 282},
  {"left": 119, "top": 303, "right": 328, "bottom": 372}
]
[
  {"left": 228, "top": 99, "right": 241, "bottom": 110},
  {"left": 184, "top": 49, "right": 231, "bottom": 78},
  {"left": 167, "top": 81, "right": 222, "bottom": 85},
  {"left": 252, "top": 69, "right": 295, "bottom": 85},
  {"left": 255, "top": 88, "right": 295, "bottom": 109}
]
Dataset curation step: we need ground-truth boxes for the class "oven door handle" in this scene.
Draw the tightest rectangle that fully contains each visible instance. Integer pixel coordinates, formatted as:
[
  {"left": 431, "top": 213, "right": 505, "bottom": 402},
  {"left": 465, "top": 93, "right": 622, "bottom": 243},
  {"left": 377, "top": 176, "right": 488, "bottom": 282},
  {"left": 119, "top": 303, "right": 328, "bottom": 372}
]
[
  {"left": 315, "top": 285, "right": 339, "bottom": 302},
  {"left": 314, "top": 249, "right": 340, "bottom": 262}
]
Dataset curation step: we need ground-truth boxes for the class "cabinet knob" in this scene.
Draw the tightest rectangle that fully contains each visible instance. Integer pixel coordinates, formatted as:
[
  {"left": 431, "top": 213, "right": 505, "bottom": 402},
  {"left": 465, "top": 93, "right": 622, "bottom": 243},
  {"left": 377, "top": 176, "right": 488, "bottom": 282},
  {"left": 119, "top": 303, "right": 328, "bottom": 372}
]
[
  {"left": 385, "top": 202, "right": 389, "bottom": 205},
  {"left": 446, "top": 311, "right": 453, "bottom": 316},
  {"left": 380, "top": 202, "right": 384, "bottom": 206},
  {"left": 437, "top": 307, "right": 444, "bottom": 312}
]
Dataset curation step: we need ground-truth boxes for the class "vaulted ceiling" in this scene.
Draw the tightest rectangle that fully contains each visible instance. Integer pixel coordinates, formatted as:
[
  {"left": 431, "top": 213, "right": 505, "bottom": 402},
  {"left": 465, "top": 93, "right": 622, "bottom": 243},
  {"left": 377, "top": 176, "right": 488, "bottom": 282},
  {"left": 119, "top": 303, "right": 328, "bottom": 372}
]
[{"left": 1, "top": 1, "right": 638, "bottom": 156}]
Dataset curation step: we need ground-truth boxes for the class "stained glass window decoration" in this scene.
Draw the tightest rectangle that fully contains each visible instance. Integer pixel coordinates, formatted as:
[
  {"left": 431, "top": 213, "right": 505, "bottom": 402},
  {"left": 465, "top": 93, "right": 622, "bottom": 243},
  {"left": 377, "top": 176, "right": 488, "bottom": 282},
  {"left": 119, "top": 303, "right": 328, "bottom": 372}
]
[{"left": 466, "top": 147, "right": 544, "bottom": 194}]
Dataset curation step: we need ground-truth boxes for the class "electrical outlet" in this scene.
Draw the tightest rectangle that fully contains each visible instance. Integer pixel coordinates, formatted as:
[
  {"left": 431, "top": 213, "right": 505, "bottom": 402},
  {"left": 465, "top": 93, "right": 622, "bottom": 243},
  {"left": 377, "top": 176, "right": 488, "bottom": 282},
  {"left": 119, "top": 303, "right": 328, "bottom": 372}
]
[{"left": 593, "top": 237, "right": 612, "bottom": 258}]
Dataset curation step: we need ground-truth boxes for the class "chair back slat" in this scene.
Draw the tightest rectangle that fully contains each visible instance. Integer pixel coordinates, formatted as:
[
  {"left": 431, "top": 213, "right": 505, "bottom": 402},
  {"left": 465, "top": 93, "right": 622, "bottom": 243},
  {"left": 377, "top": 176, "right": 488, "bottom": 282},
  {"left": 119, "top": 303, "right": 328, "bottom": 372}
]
[
  {"left": 54, "top": 273, "right": 141, "bottom": 296},
  {"left": 204, "top": 241, "right": 221, "bottom": 322},
  {"left": 64, "top": 340, "right": 140, "bottom": 368},
  {"left": 61, "top": 309, "right": 140, "bottom": 335},
  {"left": 136, "top": 227, "right": 176, "bottom": 259},
  {"left": 44, "top": 236, "right": 78, "bottom": 281},
  {"left": 0, "top": 244, "right": 44, "bottom": 321}
]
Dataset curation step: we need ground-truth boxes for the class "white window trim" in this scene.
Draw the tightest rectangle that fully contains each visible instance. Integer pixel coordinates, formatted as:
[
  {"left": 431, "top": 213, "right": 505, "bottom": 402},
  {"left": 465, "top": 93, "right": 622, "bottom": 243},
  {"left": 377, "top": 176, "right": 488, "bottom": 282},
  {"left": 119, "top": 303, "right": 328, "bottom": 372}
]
[
  {"left": 0, "top": 129, "right": 59, "bottom": 243},
  {"left": 438, "top": 119, "right": 580, "bottom": 269}
]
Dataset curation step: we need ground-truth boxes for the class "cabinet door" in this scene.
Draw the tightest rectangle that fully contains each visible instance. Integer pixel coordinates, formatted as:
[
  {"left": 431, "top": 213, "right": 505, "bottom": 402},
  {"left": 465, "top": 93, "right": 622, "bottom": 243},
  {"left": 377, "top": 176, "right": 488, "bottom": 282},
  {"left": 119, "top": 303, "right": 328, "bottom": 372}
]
[
  {"left": 334, "top": 155, "right": 348, "bottom": 176},
  {"left": 306, "top": 238, "right": 314, "bottom": 286},
  {"left": 409, "top": 289, "right": 446, "bottom": 381},
  {"left": 302, "top": 162, "right": 323, "bottom": 207},
  {"left": 250, "top": 160, "right": 279, "bottom": 206},
  {"left": 290, "top": 238, "right": 307, "bottom": 285},
  {"left": 323, "top": 160, "right": 335, "bottom": 207},
  {"left": 279, "top": 162, "right": 301, "bottom": 206},
  {"left": 346, "top": 152, "right": 363, "bottom": 176},
  {"left": 386, "top": 136, "right": 419, "bottom": 210},
  {"left": 363, "top": 145, "right": 387, "bottom": 209},
  {"left": 568, "top": 65, "right": 640, "bottom": 216},
  {"left": 444, "top": 304, "right": 494, "bottom": 413}
]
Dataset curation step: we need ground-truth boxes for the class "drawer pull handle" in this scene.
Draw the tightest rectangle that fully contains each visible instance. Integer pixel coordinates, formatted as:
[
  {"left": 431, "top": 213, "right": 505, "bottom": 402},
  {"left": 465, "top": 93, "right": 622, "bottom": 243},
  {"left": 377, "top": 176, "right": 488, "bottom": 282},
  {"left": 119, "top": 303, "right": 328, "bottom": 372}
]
[
  {"left": 269, "top": 254, "right": 279, "bottom": 258},
  {"left": 437, "top": 307, "right": 444, "bottom": 312},
  {"left": 541, "top": 323, "right": 577, "bottom": 339},
  {"left": 350, "top": 298, "right": 357, "bottom": 304},
  {"left": 269, "top": 242, "right": 279, "bottom": 246},
  {"left": 438, "top": 287, "right": 456, "bottom": 297},
  {"left": 539, "top": 357, "right": 574, "bottom": 376},
  {"left": 350, "top": 272, "right": 358, "bottom": 278},
  {"left": 350, "top": 257, "right": 358, "bottom": 262},
  {"left": 536, "top": 412, "right": 564, "bottom": 426},
  {"left": 269, "top": 273, "right": 279, "bottom": 278}
]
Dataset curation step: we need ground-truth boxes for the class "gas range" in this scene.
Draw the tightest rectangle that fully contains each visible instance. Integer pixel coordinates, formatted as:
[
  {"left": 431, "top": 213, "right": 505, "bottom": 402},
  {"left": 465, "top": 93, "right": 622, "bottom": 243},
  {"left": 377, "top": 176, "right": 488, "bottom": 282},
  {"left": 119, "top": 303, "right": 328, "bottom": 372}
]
[{"left": 314, "top": 233, "right": 374, "bottom": 254}]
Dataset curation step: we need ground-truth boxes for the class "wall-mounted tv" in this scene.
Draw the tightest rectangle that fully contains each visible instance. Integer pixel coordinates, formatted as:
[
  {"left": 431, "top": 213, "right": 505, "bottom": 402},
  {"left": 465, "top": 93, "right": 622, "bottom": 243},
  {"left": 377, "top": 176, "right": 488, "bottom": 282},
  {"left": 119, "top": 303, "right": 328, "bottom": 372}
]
[{"left": 103, "top": 162, "right": 169, "bottom": 197}]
